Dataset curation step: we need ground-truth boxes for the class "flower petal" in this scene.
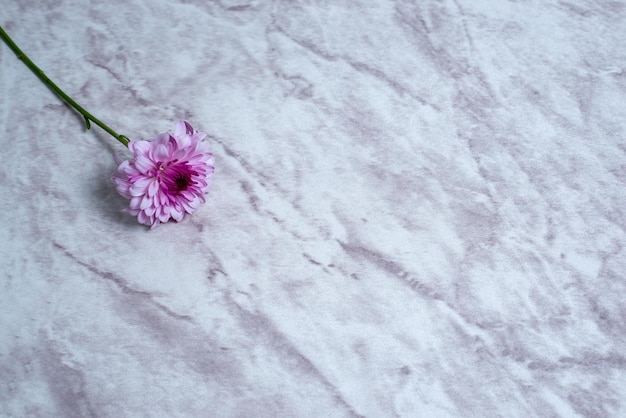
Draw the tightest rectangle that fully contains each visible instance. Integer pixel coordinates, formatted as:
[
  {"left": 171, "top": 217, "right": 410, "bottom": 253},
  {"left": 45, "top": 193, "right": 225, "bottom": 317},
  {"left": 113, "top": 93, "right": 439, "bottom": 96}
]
[
  {"left": 134, "top": 155, "right": 155, "bottom": 174},
  {"left": 129, "top": 177, "right": 152, "bottom": 196},
  {"left": 147, "top": 178, "right": 159, "bottom": 197}
]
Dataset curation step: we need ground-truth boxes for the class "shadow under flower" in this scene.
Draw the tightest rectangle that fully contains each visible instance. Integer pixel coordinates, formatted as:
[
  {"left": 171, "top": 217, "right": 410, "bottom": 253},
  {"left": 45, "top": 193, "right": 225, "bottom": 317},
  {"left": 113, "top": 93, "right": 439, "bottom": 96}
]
[{"left": 87, "top": 153, "right": 139, "bottom": 229}]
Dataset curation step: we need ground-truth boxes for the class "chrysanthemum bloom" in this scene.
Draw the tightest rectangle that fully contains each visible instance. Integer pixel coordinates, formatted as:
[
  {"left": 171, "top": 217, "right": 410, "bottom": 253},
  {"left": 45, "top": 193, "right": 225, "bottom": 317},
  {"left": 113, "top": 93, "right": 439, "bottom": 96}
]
[{"left": 112, "top": 120, "right": 215, "bottom": 227}]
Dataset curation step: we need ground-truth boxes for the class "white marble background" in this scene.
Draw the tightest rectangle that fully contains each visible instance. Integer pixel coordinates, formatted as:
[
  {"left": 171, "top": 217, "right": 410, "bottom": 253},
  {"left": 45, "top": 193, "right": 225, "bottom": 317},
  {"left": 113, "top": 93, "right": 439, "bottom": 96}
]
[{"left": 1, "top": 0, "right": 625, "bottom": 416}]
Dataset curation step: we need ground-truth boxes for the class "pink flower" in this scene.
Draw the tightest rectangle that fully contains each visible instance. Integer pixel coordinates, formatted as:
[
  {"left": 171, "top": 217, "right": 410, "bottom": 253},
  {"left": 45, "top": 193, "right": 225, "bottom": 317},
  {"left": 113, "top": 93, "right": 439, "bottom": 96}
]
[{"left": 112, "top": 120, "right": 215, "bottom": 227}]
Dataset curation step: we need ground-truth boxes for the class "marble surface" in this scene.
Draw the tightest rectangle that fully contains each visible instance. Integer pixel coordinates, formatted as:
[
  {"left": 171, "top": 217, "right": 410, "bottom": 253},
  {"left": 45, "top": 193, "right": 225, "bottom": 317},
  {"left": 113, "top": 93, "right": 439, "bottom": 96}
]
[{"left": 1, "top": 0, "right": 626, "bottom": 416}]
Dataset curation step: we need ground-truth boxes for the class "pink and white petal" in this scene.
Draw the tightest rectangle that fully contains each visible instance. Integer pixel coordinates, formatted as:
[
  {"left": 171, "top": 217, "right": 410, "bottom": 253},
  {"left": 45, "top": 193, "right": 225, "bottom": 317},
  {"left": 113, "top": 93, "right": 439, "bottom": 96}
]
[
  {"left": 137, "top": 211, "right": 150, "bottom": 226},
  {"left": 178, "top": 190, "right": 194, "bottom": 201},
  {"left": 112, "top": 178, "right": 132, "bottom": 198},
  {"left": 175, "top": 133, "right": 191, "bottom": 149},
  {"left": 129, "top": 140, "right": 152, "bottom": 156},
  {"left": 158, "top": 190, "right": 170, "bottom": 206},
  {"left": 193, "top": 131, "right": 207, "bottom": 142},
  {"left": 152, "top": 143, "right": 171, "bottom": 162},
  {"left": 129, "top": 177, "right": 153, "bottom": 196},
  {"left": 143, "top": 205, "right": 156, "bottom": 217},
  {"left": 129, "top": 196, "right": 143, "bottom": 210},
  {"left": 172, "top": 148, "right": 190, "bottom": 161},
  {"left": 157, "top": 206, "right": 170, "bottom": 223},
  {"left": 139, "top": 195, "right": 153, "bottom": 210},
  {"left": 134, "top": 155, "right": 156, "bottom": 174},
  {"left": 147, "top": 178, "right": 159, "bottom": 197},
  {"left": 174, "top": 120, "right": 194, "bottom": 137},
  {"left": 150, "top": 133, "right": 169, "bottom": 148},
  {"left": 170, "top": 207, "right": 184, "bottom": 221},
  {"left": 181, "top": 198, "right": 200, "bottom": 213}
]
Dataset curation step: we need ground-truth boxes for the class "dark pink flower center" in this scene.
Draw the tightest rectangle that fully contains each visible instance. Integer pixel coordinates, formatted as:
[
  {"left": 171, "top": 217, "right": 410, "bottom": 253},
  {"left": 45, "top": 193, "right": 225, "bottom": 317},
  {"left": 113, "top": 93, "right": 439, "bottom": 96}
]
[
  {"left": 158, "top": 160, "right": 197, "bottom": 193},
  {"left": 174, "top": 172, "right": 192, "bottom": 191}
]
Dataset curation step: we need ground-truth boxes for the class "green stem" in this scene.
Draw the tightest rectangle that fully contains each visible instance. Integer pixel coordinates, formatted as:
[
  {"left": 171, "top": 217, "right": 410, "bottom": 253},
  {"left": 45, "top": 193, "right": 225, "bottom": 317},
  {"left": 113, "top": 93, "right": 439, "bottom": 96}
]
[{"left": 0, "top": 25, "right": 129, "bottom": 147}]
